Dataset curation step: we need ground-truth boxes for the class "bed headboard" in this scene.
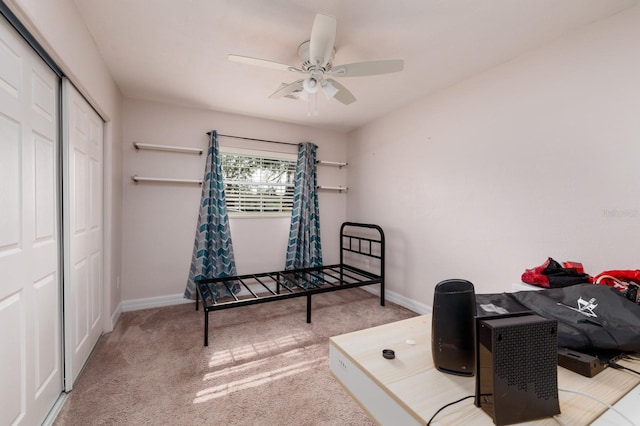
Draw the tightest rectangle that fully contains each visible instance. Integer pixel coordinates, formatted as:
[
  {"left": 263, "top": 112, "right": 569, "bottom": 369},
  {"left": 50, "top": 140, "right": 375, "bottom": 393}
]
[{"left": 339, "top": 222, "right": 385, "bottom": 279}]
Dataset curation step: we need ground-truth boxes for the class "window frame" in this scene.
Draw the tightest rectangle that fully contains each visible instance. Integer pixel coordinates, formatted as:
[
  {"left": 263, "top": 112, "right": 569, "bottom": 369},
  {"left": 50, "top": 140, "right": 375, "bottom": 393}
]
[{"left": 219, "top": 146, "right": 297, "bottom": 218}]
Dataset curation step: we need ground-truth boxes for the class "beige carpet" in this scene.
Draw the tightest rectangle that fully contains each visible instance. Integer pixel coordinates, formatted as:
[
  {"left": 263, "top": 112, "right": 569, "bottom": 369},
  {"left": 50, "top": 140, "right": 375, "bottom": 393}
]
[{"left": 53, "top": 288, "right": 418, "bottom": 425}]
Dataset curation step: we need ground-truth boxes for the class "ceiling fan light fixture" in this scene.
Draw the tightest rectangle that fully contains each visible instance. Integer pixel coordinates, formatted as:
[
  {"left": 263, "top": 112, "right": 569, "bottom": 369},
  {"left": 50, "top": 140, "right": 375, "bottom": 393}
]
[
  {"left": 321, "top": 80, "right": 339, "bottom": 99},
  {"left": 303, "top": 76, "right": 319, "bottom": 94}
]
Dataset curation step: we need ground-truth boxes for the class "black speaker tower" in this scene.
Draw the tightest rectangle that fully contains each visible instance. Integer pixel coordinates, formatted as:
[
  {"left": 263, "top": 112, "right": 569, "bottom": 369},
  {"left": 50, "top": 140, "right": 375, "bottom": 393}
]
[
  {"left": 475, "top": 313, "right": 560, "bottom": 425},
  {"left": 431, "top": 279, "right": 476, "bottom": 376}
]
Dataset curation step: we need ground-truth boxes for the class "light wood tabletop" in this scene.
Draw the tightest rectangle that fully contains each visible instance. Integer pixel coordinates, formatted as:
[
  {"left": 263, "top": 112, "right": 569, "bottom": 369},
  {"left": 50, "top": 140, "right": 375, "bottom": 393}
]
[{"left": 330, "top": 315, "right": 640, "bottom": 425}]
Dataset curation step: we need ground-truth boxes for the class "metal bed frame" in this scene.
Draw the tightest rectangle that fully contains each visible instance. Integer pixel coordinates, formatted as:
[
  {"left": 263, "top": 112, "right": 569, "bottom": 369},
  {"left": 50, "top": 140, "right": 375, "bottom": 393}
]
[{"left": 195, "top": 222, "right": 385, "bottom": 346}]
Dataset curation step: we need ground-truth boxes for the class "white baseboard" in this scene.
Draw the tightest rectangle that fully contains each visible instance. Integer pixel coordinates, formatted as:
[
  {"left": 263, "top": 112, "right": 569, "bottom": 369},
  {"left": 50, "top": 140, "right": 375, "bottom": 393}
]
[
  {"left": 119, "top": 288, "right": 430, "bottom": 316},
  {"left": 121, "top": 293, "right": 193, "bottom": 312},
  {"left": 361, "top": 285, "right": 432, "bottom": 315},
  {"left": 109, "top": 302, "right": 122, "bottom": 330}
]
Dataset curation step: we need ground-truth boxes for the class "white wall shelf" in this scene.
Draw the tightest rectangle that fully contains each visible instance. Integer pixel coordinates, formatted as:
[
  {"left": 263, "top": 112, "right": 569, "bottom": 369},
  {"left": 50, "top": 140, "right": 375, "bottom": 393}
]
[
  {"left": 318, "top": 186, "right": 348, "bottom": 193},
  {"left": 131, "top": 175, "right": 202, "bottom": 185},
  {"left": 317, "top": 160, "right": 347, "bottom": 168},
  {"left": 133, "top": 142, "right": 203, "bottom": 155}
]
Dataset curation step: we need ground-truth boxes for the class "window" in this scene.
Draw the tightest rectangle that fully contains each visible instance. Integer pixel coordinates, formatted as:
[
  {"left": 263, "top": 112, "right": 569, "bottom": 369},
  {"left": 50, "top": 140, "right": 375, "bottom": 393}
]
[{"left": 220, "top": 148, "right": 297, "bottom": 216}]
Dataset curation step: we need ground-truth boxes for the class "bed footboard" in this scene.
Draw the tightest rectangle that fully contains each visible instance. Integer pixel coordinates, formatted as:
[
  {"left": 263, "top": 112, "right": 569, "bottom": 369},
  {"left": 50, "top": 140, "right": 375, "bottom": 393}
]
[{"left": 339, "top": 222, "right": 385, "bottom": 307}]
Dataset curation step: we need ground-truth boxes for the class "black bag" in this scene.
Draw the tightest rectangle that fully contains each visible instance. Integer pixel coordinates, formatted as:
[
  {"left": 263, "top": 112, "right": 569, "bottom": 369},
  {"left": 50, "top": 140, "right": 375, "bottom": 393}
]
[{"left": 476, "top": 284, "right": 640, "bottom": 352}]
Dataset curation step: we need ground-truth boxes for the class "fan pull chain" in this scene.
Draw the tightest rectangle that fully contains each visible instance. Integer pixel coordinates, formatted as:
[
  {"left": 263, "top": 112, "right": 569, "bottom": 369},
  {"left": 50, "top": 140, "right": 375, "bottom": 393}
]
[
  {"left": 307, "top": 93, "right": 319, "bottom": 117},
  {"left": 314, "top": 92, "right": 318, "bottom": 116}
]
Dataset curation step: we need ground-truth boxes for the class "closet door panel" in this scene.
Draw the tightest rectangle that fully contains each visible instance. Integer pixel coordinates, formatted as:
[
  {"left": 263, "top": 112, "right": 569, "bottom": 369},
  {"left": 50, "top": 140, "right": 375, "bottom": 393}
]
[
  {"left": 63, "top": 79, "right": 103, "bottom": 388},
  {"left": 0, "top": 16, "right": 61, "bottom": 426}
]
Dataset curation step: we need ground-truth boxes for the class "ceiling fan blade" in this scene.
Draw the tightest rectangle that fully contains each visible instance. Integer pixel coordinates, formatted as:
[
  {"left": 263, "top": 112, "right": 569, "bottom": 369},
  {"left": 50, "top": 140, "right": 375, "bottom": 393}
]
[
  {"left": 326, "top": 79, "right": 356, "bottom": 105},
  {"left": 269, "top": 80, "right": 304, "bottom": 99},
  {"left": 228, "top": 54, "right": 296, "bottom": 72},
  {"left": 329, "top": 59, "right": 404, "bottom": 77},
  {"left": 309, "top": 13, "right": 336, "bottom": 68}
]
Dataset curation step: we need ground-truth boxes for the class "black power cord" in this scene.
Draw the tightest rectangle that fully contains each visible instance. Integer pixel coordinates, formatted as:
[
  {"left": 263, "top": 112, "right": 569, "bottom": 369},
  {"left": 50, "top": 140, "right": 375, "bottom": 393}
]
[
  {"left": 609, "top": 361, "right": 640, "bottom": 376},
  {"left": 426, "top": 395, "right": 475, "bottom": 425}
]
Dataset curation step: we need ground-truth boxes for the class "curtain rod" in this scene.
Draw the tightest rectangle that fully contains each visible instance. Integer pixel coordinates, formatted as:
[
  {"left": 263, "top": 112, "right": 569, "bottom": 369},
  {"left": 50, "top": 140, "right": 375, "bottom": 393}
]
[{"left": 206, "top": 132, "right": 299, "bottom": 147}]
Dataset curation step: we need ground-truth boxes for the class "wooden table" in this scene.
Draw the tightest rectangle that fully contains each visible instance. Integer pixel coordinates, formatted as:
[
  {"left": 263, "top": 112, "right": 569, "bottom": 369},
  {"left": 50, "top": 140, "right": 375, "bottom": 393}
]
[{"left": 329, "top": 315, "right": 640, "bottom": 425}]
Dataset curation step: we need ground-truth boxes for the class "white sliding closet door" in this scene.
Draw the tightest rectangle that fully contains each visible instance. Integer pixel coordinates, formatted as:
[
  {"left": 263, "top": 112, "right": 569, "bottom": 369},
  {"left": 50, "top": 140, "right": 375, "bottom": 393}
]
[
  {"left": 0, "top": 17, "right": 62, "bottom": 426},
  {"left": 63, "top": 79, "right": 104, "bottom": 389}
]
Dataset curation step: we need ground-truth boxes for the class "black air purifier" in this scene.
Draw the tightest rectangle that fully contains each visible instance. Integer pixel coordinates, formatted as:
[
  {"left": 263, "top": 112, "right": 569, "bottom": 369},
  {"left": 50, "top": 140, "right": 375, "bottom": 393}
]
[
  {"left": 475, "top": 313, "right": 560, "bottom": 425},
  {"left": 431, "top": 279, "right": 476, "bottom": 376}
]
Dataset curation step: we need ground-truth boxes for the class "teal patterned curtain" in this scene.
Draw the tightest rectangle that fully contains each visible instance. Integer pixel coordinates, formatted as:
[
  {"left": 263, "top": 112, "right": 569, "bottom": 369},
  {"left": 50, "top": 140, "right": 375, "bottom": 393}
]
[
  {"left": 285, "top": 142, "right": 322, "bottom": 274},
  {"left": 184, "top": 131, "right": 238, "bottom": 300}
]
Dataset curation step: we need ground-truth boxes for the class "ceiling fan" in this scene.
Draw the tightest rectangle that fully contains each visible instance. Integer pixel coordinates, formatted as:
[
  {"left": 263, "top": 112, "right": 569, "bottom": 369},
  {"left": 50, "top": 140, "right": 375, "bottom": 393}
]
[{"left": 228, "top": 13, "right": 404, "bottom": 113}]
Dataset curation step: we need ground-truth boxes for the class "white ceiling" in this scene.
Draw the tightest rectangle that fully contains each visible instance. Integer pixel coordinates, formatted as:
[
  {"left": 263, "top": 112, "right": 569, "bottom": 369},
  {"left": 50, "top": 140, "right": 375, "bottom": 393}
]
[{"left": 73, "top": 0, "right": 638, "bottom": 132}]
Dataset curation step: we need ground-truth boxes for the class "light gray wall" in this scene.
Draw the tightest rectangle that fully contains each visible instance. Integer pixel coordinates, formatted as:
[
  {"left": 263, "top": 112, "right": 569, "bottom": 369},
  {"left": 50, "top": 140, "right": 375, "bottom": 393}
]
[
  {"left": 347, "top": 5, "right": 640, "bottom": 308},
  {"left": 121, "top": 98, "right": 348, "bottom": 302}
]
